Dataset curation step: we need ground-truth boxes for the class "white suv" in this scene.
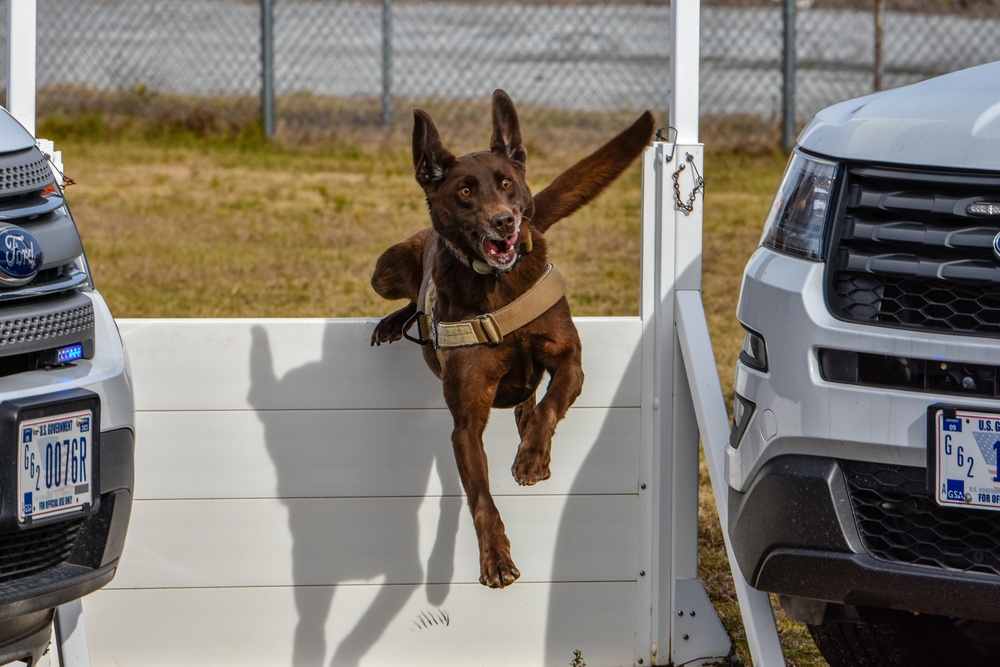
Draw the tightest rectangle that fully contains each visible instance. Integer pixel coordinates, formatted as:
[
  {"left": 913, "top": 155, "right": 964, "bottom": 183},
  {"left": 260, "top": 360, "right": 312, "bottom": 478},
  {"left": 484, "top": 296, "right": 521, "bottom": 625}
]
[
  {"left": 730, "top": 63, "right": 1000, "bottom": 666},
  {"left": 0, "top": 109, "right": 134, "bottom": 664}
]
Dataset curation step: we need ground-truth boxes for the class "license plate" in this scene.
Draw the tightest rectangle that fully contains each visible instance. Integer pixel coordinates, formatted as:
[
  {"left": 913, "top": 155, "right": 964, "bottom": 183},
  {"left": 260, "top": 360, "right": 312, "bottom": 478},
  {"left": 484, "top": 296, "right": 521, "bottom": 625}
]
[
  {"left": 929, "top": 405, "right": 1000, "bottom": 511},
  {"left": 18, "top": 408, "right": 94, "bottom": 523}
]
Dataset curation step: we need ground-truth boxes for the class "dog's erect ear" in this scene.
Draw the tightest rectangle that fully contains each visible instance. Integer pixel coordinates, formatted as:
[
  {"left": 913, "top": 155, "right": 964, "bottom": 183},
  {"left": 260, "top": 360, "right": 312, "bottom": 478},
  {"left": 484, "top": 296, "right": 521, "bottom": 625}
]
[
  {"left": 530, "top": 110, "right": 655, "bottom": 233},
  {"left": 413, "top": 109, "right": 455, "bottom": 190},
  {"left": 490, "top": 90, "right": 527, "bottom": 167}
]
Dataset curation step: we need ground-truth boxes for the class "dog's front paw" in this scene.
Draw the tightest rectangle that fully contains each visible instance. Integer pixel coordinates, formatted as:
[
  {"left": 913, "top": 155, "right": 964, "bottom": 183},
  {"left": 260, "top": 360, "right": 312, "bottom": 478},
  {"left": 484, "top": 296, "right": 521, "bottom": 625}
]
[
  {"left": 480, "top": 544, "right": 520, "bottom": 589},
  {"left": 511, "top": 442, "right": 552, "bottom": 486},
  {"left": 370, "top": 304, "right": 416, "bottom": 346},
  {"left": 371, "top": 318, "right": 401, "bottom": 346}
]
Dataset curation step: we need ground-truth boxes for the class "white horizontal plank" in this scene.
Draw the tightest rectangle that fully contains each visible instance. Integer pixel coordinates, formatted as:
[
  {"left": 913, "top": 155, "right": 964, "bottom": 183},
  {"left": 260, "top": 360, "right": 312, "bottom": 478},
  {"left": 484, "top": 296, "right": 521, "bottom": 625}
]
[
  {"left": 86, "top": 581, "right": 636, "bottom": 667},
  {"left": 118, "top": 317, "right": 642, "bottom": 411},
  {"left": 134, "top": 406, "right": 639, "bottom": 500},
  {"left": 110, "top": 494, "right": 638, "bottom": 589}
]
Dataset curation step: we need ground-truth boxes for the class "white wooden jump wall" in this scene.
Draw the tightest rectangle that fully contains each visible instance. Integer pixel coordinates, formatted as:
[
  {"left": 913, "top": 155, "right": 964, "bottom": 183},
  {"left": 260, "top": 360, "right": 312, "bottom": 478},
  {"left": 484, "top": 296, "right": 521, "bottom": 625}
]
[{"left": 7, "top": 0, "right": 789, "bottom": 664}]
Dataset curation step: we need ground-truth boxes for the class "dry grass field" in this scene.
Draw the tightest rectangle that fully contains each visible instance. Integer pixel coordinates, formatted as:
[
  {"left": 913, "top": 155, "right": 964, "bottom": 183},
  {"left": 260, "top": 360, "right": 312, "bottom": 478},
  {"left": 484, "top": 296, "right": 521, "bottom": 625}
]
[{"left": 40, "top": 106, "right": 827, "bottom": 665}]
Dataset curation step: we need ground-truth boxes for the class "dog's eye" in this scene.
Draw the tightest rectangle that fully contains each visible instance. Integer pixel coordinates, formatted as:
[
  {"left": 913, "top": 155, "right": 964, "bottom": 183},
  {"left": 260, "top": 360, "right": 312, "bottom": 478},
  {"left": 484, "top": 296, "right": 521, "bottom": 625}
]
[
  {"left": 458, "top": 186, "right": 472, "bottom": 198},
  {"left": 501, "top": 179, "right": 512, "bottom": 190}
]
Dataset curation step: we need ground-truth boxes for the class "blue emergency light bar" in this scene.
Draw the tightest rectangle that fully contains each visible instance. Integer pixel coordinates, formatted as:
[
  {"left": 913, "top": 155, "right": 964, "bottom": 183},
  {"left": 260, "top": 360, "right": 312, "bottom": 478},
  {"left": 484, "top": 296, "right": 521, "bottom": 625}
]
[{"left": 55, "top": 343, "right": 84, "bottom": 364}]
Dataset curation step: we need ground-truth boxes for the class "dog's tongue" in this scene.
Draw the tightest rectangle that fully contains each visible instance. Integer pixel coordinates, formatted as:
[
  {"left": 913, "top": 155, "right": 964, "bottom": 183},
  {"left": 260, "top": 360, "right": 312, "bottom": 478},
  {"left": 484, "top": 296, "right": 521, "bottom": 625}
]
[{"left": 485, "top": 232, "right": 518, "bottom": 262}]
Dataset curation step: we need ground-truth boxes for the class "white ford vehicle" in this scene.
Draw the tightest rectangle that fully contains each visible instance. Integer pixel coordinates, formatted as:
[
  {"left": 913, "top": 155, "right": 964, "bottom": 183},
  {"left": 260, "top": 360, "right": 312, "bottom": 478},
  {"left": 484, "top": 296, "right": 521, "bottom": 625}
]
[
  {"left": 730, "top": 63, "right": 1000, "bottom": 666},
  {"left": 0, "top": 109, "right": 134, "bottom": 663}
]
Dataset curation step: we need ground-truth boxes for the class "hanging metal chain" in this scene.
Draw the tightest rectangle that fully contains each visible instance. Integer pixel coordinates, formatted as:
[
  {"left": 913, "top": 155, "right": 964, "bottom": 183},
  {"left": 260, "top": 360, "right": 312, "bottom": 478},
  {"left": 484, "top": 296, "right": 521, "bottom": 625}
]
[
  {"left": 672, "top": 152, "right": 704, "bottom": 213},
  {"left": 656, "top": 127, "right": 705, "bottom": 213}
]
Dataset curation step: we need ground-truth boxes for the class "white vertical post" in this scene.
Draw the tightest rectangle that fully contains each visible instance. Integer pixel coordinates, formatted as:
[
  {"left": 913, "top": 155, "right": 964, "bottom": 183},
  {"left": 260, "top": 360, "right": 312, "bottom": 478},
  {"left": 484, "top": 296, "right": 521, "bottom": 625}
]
[
  {"left": 635, "top": 142, "right": 658, "bottom": 666},
  {"left": 6, "top": 0, "right": 37, "bottom": 135},
  {"left": 646, "top": 137, "right": 731, "bottom": 665},
  {"left": 658, "top": 0, "right": 787, "bottom": 664},
  {"left": 665, "top": 9, "right": 706, "bottom": 653},
  {"left": 651, "top": 0, "right": 736, "bottom": 663},
  {"left": 54, "top": 600, "right": 92, "bottom": 667},
  {"left": 670, "top": 0, "right": 700, "bottom": 145}
]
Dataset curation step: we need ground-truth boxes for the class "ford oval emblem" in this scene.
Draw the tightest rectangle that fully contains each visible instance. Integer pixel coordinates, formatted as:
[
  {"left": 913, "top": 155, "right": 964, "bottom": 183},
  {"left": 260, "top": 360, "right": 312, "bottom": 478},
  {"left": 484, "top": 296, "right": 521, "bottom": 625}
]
[
  {"left": 0, "top": 226, "right": 43, "bottom": 287},
  {"left": 994, "top": 232, "right": 1000, "bottom": 263}
]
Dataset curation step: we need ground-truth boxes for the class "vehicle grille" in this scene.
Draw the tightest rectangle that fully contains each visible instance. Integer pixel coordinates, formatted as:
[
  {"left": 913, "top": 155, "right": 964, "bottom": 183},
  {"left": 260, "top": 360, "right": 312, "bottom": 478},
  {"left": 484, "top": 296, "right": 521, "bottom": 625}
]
[
  {"left": 0, "top": 145, "right": 94, "bottom": 365},
  {"left": 829, "top": 165, "right": 1000, "bottom": 337},
  {"left": 843, "top": 460, "right": 1000, "bottom": 577},
  {"left": 0, "top": 150, "right": 53, "bottom": 196},
  {"left": 0, "top": 519, "right": 83, "bottom": 584},
  {"left": 0, "top": 303, "right": 94, "bottom": 349}
]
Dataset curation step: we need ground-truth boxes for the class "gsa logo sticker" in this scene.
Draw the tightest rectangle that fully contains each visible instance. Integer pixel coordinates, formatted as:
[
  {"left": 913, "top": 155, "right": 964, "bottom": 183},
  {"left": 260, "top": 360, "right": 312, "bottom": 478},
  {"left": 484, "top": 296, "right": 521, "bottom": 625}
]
[
  {"left": 0, "top": 226, "right": 43, "bottom": 286},
  {"left": 946, "top": 479, "right": 965, "bottom": 501}
]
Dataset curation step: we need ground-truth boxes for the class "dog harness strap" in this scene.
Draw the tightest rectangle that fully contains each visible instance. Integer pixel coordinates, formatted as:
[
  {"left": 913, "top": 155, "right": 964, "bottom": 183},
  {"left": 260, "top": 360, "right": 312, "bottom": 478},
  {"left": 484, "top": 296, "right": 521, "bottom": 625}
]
[
  {"left": 418, "top": 281, "right": 437, "bottom": 344},
  {"left": 433, "top": 262, "right": 566, "bottom": 348}
]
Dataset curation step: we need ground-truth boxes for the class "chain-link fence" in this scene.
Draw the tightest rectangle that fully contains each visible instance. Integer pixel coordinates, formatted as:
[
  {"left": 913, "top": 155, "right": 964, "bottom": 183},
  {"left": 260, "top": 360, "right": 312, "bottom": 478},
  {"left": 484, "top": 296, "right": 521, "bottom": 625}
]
[{"left": 0, "top": 0, "right": 998, "bottom": 148}]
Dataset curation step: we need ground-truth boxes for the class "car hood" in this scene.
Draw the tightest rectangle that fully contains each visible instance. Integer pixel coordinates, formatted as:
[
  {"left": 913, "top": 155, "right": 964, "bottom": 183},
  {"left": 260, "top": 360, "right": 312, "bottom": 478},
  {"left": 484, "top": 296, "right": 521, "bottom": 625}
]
[
  {"left": 798, "top": 62, "right": 1000, "bottom": 171},
  {"left": 0, "top": 106, "right": 39, "bottom": 153}
]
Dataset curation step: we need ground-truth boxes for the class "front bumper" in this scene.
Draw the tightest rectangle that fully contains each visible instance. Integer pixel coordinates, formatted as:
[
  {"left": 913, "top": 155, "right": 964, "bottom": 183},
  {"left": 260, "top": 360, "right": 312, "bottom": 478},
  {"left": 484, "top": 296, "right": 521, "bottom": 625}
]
[
  {"left": 730, "top": 454, "right": 1000, "bottom": 623},
  {"left": 731, "top": 247, "right": 1000, "bottom": 619},
  {"left": 0, "top": 423, "right": 132, "bottom": 663},
  {"left": 0, "top": 425, "right": 133, "bottom": 621}
]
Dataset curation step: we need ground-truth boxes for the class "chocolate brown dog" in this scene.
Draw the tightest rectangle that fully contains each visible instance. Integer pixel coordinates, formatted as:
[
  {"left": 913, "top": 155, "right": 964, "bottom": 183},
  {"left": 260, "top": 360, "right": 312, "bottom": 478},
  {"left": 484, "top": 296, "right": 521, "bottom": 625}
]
[{"left": 370, "top": 90, "right": 653, "bottom": 588}]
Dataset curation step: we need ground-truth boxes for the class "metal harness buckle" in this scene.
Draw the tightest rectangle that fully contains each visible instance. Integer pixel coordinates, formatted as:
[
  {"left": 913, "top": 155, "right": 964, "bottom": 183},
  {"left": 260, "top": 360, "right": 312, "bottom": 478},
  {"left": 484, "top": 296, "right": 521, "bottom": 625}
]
[
  {"left": 477, "top": 313, "right": 503, "bottom": 345},
  {"left": 402, "top": 310, "right": 429, "bottom": 345}
]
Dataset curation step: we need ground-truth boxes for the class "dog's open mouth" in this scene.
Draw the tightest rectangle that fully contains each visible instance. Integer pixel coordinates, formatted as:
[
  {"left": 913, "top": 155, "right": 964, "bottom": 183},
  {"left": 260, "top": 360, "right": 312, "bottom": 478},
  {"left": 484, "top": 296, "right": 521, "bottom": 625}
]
[{"left": 482, "top": 231, "right": 519, "bottom": 270}]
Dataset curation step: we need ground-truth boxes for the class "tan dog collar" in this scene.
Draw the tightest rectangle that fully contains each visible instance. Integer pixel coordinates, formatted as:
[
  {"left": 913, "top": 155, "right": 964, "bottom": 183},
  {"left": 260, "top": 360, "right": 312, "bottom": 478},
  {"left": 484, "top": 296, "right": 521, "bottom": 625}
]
[{"left": 405, "top": 262, "right": 566, "bottom": 349}]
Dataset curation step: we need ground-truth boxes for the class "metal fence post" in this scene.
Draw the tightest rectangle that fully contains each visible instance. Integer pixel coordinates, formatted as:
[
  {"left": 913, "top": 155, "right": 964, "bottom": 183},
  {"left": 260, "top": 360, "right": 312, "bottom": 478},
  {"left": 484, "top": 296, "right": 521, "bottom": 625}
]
[
  {"left": 261, "top": 0, "right": 275, "bottom": 137},
  {"left": 874, "top": 0, "right": 884, "bottom": 91},
  {"left": 382, "top": 0, "right": 393, "bottom": 126},
  {"left": 781, "top": 0, "right": 797, "bottom": 153}
]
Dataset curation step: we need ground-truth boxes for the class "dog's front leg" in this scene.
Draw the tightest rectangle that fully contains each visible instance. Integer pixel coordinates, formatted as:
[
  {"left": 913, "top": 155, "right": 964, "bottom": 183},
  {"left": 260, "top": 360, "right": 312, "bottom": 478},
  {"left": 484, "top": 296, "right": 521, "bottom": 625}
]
[
  {"left": 443, "top": 361, "right": 520, "bottom": 588},
  {"left": 370, "top": 301, "right": 416, "bottom": 346},
  {"left": 511, "top": 344, "right": 584, "bottom": 486}
]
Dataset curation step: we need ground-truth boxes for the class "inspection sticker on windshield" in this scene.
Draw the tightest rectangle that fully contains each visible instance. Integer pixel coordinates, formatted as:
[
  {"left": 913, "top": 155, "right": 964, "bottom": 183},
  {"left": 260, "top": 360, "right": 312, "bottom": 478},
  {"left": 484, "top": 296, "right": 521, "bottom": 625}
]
[
  {"left": 929, "top": 406, "right": 1000, "bottom": 511},
  {"left": 18, "top": 409, "right": 94, "bottom": 523}
]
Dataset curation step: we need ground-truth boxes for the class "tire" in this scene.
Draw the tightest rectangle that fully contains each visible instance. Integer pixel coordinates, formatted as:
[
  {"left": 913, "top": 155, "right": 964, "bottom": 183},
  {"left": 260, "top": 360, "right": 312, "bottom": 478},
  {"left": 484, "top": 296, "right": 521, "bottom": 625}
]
[{"left": 808, "top": 610, "right": 1000, "bottom": 667}]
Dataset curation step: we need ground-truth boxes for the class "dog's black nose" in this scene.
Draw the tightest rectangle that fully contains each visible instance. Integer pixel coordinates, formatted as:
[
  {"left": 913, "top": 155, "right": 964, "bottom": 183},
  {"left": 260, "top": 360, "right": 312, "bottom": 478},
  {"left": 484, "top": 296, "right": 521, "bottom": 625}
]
[{"left": 491, "top": 212, "right": 515, "bottom": 230}]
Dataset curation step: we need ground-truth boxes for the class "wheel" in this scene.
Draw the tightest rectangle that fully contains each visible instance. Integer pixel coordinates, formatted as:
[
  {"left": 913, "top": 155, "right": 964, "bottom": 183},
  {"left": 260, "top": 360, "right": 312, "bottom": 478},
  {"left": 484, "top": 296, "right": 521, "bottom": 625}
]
[{"left": 808, "top": 609, "right": 1000, "bottom": 667}]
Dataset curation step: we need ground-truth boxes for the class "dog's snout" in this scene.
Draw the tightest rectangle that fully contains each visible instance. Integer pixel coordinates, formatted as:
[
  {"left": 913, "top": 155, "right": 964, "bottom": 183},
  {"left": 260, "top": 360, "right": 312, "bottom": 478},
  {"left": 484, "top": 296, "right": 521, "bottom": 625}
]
[{"left": 491, "top": 211, "right": 515, "bottom": 230}]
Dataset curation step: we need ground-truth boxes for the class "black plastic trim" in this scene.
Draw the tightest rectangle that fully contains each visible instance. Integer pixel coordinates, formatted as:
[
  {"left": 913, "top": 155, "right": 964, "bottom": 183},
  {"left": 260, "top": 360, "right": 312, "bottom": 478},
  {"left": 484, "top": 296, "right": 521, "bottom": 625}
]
[{"left": 729, "top": 454, "right": 1000, "bottom": 623}]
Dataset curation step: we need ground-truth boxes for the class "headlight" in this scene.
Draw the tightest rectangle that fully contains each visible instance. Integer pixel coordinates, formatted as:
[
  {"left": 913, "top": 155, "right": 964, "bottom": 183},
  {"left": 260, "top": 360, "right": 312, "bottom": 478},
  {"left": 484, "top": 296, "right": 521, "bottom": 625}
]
[
  {"left": 760, "top": 151, "right": 837, "bottom": 260},
  {"left": 49, "top": 179, "right": 96, "bottom": 291}
]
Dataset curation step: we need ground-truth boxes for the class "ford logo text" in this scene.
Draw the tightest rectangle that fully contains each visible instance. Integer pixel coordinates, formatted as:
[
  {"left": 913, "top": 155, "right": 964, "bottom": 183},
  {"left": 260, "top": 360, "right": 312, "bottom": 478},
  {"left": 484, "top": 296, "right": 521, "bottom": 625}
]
[{"left": 0, "top": 226, "right": 44, "bottom": 286}]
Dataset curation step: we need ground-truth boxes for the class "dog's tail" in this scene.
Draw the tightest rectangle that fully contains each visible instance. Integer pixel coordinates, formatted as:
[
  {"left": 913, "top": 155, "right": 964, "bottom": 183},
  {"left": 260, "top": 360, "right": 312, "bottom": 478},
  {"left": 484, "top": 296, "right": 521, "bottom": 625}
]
[{"left": 529, "top": 110, "right": 655, "bottom": 233}]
